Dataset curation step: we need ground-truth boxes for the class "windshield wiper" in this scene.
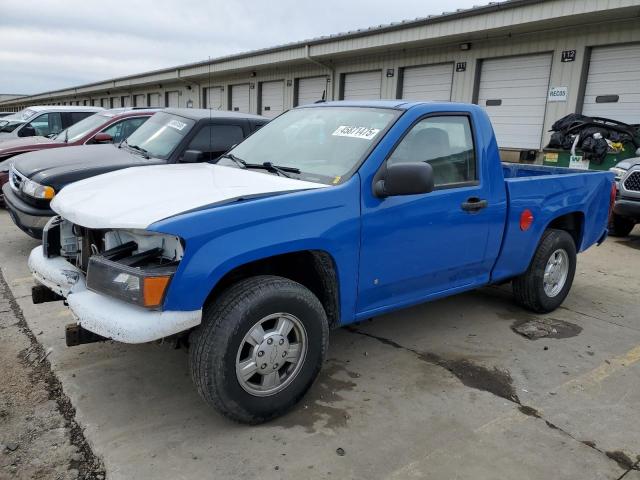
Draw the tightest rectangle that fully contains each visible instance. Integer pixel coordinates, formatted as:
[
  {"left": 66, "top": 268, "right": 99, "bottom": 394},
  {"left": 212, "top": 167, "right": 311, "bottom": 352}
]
[
  {"left": 126, "top": 143, "right": 150, "bottom": 159},
  {"left": 219, "top": 154, "right": 300, "bottom": 178}
]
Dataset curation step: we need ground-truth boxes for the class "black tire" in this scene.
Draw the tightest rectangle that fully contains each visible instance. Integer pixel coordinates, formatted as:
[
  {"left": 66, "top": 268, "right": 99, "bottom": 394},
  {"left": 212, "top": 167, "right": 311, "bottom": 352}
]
[
  {"left": 608, "top": 214, "right": 635, "bottom": 237},
  {"left": 190, "top": 275, "right": 329, "bottom": 424},
  {"left": 512, "top": 229, "right": 576, "bottom": 313}
]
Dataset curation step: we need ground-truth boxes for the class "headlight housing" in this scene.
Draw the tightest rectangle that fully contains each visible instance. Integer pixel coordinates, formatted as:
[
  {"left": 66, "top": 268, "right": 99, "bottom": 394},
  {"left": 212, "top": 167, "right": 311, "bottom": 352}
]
[
  {"left": 609, "top": 167, "right": 627, "bottom": 182},
  {"left": 22, "top": 178, "right": 55, "bottom": 200},
  {"left": 87, "top": 255, "right": 175, "bottom": 309}
]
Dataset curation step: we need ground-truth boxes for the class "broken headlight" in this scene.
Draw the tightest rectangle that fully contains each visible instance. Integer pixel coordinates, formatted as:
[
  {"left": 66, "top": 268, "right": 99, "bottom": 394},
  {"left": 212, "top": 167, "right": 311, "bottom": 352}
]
[{"left": 86, "top": 242, "right": 179, "bottom": 309}]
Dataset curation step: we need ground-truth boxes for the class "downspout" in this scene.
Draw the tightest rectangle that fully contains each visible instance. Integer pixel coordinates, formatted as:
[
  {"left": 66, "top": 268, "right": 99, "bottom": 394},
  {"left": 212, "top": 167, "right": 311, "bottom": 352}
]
[{"left": 304, "top": 44, "right": 335, "bottom": 101}]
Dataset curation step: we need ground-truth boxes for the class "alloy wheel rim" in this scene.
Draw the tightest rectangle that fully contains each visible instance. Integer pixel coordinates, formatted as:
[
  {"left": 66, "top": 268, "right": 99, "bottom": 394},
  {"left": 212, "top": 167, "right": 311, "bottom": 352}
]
[
  {"left": 543, "top": 248, "right": 569, "bottom": 298},
  {"left": 235, "top": 313, "right": 308, "bottom": 397}
]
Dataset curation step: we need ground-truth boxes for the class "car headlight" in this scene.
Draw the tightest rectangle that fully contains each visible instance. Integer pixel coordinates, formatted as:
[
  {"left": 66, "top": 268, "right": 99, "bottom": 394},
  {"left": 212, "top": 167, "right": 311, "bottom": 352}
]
[
  {"left": 22, "top": 178, "right": 55, "bottom": 200},
  {"left": 609, "top": 167, "right": 627, "bottom": 182},
  {"left": 87, "top": 255, "right": 175, "bottom": 309}
]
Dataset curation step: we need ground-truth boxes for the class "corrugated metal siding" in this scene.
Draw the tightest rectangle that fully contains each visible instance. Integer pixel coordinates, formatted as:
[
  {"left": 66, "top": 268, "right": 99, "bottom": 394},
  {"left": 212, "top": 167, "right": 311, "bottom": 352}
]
[{"left": 582, "top": 43, "right": 640, "bottom": 124}]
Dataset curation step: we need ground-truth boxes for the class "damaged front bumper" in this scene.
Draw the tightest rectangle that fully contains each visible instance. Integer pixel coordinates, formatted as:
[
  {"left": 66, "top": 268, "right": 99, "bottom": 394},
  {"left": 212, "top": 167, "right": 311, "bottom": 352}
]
[{"left": 28, "top": 245, "right": 201, "bottom": 344}]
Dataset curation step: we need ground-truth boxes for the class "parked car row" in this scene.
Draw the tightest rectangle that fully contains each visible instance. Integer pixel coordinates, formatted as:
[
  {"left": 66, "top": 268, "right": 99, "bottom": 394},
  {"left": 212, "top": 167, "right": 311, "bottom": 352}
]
[{"left": 1, "top": 100, "right": 616, "bottom": 424}]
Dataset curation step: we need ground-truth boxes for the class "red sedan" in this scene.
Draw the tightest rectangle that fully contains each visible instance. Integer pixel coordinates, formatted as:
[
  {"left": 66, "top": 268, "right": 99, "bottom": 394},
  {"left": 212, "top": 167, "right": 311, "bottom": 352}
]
[{"left": 0, "top": 108, "right": 159, "bottom": 206}]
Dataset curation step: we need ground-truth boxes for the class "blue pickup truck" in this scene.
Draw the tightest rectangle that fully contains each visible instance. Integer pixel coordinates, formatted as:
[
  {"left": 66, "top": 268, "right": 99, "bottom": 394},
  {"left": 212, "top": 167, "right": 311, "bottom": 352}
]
[{"left": 27, "top": 101, "right": 614, "bottom": 423}]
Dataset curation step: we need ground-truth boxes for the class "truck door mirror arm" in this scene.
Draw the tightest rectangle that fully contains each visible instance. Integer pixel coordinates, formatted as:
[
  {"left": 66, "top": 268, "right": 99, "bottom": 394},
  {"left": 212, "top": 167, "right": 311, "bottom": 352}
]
[{"left": 373, "top": 162, "right": 435, "bottom": 198}]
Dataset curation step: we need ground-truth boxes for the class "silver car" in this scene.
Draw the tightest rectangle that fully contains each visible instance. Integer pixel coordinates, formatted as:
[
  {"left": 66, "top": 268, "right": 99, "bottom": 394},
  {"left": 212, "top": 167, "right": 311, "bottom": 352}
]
[{"left": 0, "top": 106, "right": 104, "bottom": 142}]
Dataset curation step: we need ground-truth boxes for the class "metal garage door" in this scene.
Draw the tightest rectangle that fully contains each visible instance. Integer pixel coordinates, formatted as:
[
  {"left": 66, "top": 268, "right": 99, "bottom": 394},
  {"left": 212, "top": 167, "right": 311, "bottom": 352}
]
[
  {"left": 133, "top": 94, "right": 145, "bottom": 107},
  {"left": 582, "top": 44, "right": 640, "bottom": 124},
  {"left": 111, "top": 97, "right": 120, "bottom": 108},
  {"left": 101, "top": 98, "right": 109, "bottom": 108},
  {"left": 231, "top": 84, "right": 250, "bottom": 113},
  {"left": 401, "top": 63, "right": 453, "bottom": 101},
  {"left": 477, "top": 53, "right": 552, "bottom": 149},
  {"left": 148, "top": 93, "right": 161, "bottom": 107},
  {"left": 296, "top": 76, "right": 328, "bottom": 106},
  {"left": 260, "top": 81, "right": 284, "bottom": 118},
  {"left": 343, "top": 71, "right": 381, "bottom": 100},
  {"left": 122, "top": 96, "right": 131, "bottom": 107},
  {"left": 204, "top": 87, "right": 224, "bottom": 110},
  {"left": 166, "top": 91, "right": 180, "bottom": 108}
]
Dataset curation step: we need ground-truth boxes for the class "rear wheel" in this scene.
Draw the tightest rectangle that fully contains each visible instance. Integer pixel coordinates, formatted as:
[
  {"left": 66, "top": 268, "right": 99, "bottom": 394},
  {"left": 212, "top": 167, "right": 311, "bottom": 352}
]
[
  {"left": 190, "top": 275, "right": 329, "bottom": 424},
  {"left": 512, "top": 229, "right": 576, "bottom": 313},
  {"left": 609, "top": 214, "right": 635, "bottom": 237}
]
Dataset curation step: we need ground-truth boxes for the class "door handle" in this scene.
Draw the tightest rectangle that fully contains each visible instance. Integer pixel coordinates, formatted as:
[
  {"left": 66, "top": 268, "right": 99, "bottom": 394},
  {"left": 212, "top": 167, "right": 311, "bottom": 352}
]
[{"left": 461, "top": 197, "right": 488, "bottom": 212}]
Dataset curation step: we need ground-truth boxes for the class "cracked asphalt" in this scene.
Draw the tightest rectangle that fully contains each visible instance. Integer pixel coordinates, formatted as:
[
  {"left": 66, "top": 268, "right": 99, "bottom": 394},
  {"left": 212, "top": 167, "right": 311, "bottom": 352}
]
[{"left": 0, "top": 209, "right": 639, "bottom": 479}]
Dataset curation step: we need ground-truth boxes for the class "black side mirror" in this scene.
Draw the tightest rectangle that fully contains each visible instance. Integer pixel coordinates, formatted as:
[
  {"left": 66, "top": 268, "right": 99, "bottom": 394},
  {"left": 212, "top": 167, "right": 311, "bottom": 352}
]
[
  {"left": 181, "top": 149, "right": 204, "bottom": 163},
  {"left": 374, "top": 162, "right": 434, "bottom": 198},
  {"left": 18, "top": 125, "right": 36, "bottom": 137}
]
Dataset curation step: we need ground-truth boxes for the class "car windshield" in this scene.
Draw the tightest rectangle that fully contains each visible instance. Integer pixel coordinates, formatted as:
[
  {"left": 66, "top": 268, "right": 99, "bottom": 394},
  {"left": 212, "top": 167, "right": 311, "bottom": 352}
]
[
  {"left": 54, "top": 112, "right": 111, "bottom": 143},
  {"left": 0, "top": 121, "right": 24, "bottom": 133},
  {"left": 124, "top": 112, "right": 195, "bottom": 159},
  {"left": 221, "top": 106, "right": 399, "bottom": 184}
]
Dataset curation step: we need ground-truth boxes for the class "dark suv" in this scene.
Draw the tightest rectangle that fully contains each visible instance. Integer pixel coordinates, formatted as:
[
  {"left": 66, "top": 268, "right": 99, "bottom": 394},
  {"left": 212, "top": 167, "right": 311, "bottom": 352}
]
[{"left": 3, "top": 109, "right": 268, "bottom": 238}]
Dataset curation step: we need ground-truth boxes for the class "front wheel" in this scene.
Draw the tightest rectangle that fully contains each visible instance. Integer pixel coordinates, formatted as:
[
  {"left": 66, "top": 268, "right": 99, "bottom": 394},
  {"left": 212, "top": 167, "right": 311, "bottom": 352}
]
[
  {"left": 512, "top": 229, "right": 576, "bottom": 313},
  {"left": 190, "top": 275, "right": 329, "bottom": 424}
]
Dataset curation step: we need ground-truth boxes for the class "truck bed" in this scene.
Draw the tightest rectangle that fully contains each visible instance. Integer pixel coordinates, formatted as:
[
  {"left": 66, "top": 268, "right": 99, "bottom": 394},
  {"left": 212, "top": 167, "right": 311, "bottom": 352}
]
[
  {"left": 491, "top": 162, "right": 614, "bottom": 283},
  {"left": 502, "top": 162, "right": 599, "bottom": 178}
]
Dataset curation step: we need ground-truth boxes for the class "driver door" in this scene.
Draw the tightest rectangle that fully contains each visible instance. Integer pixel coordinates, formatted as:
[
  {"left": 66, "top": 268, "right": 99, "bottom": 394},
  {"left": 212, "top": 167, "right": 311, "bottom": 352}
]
[{"left": 357, "top": 114, "right": 495, "bottom": 315}]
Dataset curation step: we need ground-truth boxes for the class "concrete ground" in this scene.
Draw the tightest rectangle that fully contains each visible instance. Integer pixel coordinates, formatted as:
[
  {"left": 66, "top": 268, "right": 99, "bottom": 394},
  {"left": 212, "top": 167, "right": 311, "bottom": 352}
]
[{"left": 0, "top": 209, "right": 639, "bottom": 480}]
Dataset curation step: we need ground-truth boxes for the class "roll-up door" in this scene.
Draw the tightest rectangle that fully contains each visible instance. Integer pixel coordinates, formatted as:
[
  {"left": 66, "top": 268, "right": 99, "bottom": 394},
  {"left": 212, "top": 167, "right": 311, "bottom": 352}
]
[
  {"left": 477, "top": 53, "right": 552, "bottom": 149},
  {"left": 260, "top": 80, "right": 284, "bottom": 118},
  {"left": 166, "top": 91, "right": 180, "bottom": 108},
  {"left": 401, "top": 63, "right": 453, "bottom": 101},
  {"left": 148, "top": 93, "right": 161, "bottom": 107},
  {"left": 133, "top": 94, "right": 145, "bottom": 107},
  {"left": 204, "top": 87, "right": 224, "bottom": 110},
  {"left": 101, "top": 98, "right": 109, "bottom": 108},
  {"left": 231, "top": 84, "right": 250, "bottom": 113},
  {"left": 582, "top": 44, "right": 640, "bottom": 124},
  {"left": 296, "top": 76, "right": 328, "bottom": 106},
  {"left": 121, "top": 96, "right": 131, "bottom": 107},
  {"left": 343, "top": 71, "right": 381, "bottom": 100}
]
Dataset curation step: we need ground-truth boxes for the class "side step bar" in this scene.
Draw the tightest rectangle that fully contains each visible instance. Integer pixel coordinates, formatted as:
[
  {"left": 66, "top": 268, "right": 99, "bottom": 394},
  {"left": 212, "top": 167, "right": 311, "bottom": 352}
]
[
  {"left": 32, "top": 285, "right": 63, "bottom": 304},
  {"left": 65, "top": 324, "right": 108, "bottom": 347}
]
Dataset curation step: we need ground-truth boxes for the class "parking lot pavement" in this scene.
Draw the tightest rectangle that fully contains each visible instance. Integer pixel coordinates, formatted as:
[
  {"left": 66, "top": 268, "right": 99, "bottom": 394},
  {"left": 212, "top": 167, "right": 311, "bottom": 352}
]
[{"left": 1, "top": 209, "right": 639, "bottom": 480}]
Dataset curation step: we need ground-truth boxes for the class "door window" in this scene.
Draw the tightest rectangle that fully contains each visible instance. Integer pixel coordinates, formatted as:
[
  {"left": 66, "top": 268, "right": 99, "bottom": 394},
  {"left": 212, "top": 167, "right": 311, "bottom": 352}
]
[
  {"left": 26, "top": 112, "right": 63, "bottom": 137},
  {"left": 187, "top": 124, "right": 245, "bottom": 160},
  {"left": 387, "top": 116, "right": 476, "bottom": 187},
  {"left": 102, "top": 117, "right": 149, "bottom": 143}
]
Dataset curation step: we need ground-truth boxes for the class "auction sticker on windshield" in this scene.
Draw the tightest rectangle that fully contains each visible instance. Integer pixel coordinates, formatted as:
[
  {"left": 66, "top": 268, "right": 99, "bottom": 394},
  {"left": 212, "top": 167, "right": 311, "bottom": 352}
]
[
  {"left": 167, "top": 119, "right": 188, "bottom": 131},
  {"left": 332, "top": 125, "right": 380, "bottom": 140}
]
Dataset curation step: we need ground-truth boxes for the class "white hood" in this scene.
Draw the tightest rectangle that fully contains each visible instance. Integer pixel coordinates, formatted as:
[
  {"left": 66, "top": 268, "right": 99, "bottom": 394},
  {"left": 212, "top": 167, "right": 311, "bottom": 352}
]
[{"left": 51, "top": 163, "right": 327, "bottom": 229}]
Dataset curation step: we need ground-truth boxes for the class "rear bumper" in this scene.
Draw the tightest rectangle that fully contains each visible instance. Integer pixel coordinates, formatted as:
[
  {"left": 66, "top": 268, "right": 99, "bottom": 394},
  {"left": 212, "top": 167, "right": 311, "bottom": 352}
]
[
  {"left": 28, "top": 245, "right": 202, "bottom": 344},
  {"left": 2, "top": 183, "right": 53, "bottom": 238},
  {"left": 613, "top": 197, "right": 640, "bottom": 220}
]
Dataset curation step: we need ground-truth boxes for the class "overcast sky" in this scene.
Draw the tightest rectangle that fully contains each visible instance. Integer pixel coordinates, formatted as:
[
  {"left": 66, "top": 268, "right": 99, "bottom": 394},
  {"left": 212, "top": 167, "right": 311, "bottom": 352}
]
[{"left": 0, "top": 0, "right": 483, "bottom": 95}]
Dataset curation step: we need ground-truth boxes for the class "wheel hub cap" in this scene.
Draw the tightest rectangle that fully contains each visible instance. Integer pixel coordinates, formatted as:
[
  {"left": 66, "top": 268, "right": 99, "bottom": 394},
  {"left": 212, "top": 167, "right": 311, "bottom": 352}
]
[
  {"left": 235, "top": 313, "right": 307, "bottom": 397},
  {"left": 543, "top": 248, "right": 569, "bottom": 298}
]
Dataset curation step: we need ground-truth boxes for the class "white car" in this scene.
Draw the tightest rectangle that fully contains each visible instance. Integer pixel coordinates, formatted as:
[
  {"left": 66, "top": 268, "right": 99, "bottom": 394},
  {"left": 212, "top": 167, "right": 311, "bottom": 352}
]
[{"left": 0, "top": 106, "right": 104, "bottom": 142}]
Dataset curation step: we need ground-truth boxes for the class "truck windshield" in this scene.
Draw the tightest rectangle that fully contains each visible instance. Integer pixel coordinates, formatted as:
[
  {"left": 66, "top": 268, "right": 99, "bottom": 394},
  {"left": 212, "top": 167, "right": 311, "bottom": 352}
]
[
  {"left": 124, "top": 112, "right": 194, "bottom": 160},
  {"left": 54, "top": 113, "right": 109, "bottom": 143},
  {"left": 222, "top": 106, "right": 399, "bottom": 184}
]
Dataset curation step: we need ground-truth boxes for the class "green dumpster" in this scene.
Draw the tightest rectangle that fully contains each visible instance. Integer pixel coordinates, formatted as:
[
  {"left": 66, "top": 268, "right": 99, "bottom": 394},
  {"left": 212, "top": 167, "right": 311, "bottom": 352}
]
[{"left": 542, "top": 146, "right": 637, "bottom": 171}]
